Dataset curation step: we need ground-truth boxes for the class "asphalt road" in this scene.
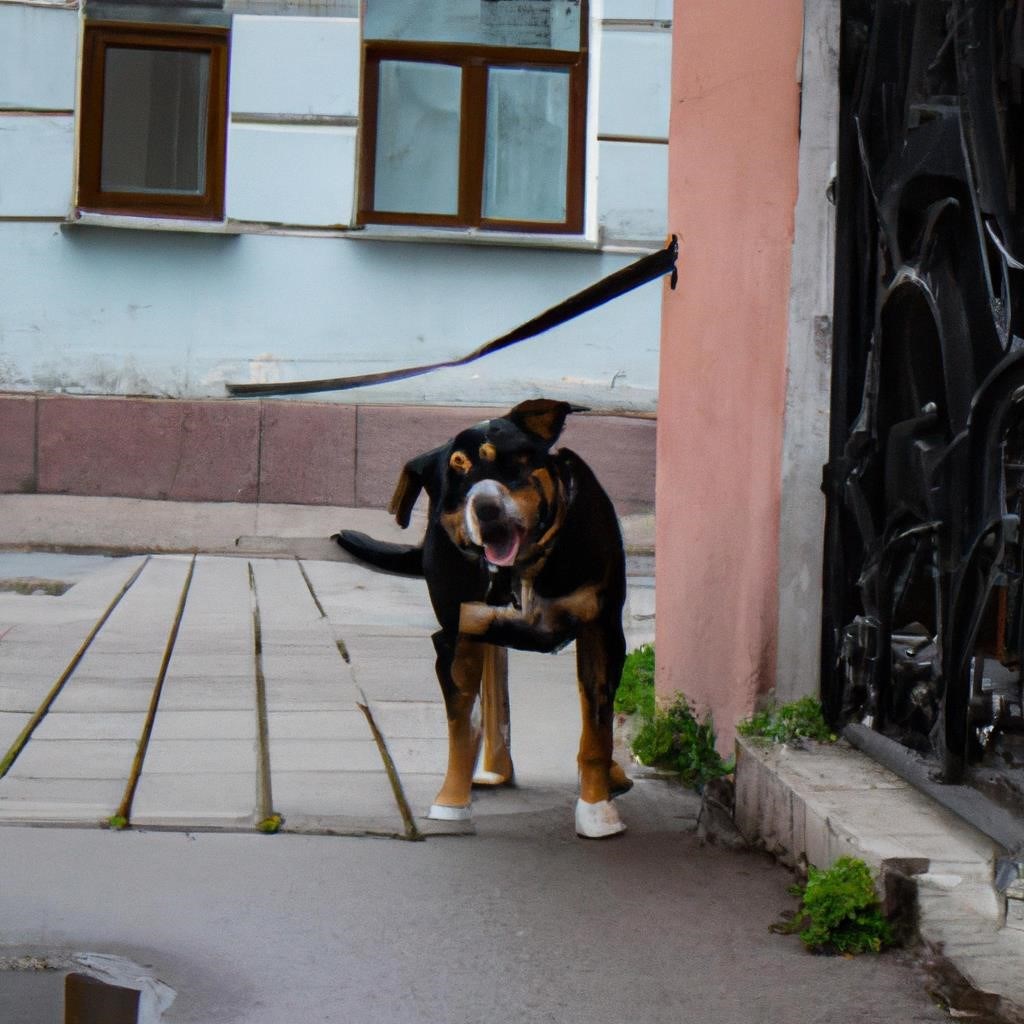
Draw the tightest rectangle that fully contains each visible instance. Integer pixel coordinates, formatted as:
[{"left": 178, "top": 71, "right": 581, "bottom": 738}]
[{"left": 0, "top": 785, "right": 950, "bottom": 1024}]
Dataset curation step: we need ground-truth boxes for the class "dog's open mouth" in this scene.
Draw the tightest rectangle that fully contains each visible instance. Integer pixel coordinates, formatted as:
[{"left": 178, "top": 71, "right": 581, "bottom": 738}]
[{"left": 480, "top": 524, "right": 523, "bottom": 567}]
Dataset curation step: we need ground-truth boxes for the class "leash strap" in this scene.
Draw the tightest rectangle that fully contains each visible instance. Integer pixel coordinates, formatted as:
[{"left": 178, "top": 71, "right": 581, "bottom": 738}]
[{"left": 226, "top": 236, "right": 678, "bottom": 398}]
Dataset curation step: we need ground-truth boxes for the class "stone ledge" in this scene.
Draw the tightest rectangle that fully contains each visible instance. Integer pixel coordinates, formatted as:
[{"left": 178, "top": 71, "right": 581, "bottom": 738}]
[{"left": 0, "top": 395, "right": 656, "bottom": 514}]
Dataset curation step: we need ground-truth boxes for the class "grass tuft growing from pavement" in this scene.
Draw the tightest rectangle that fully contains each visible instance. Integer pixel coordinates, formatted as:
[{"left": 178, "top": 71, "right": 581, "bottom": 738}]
[
  {"left": 737, "top": 696, "right": 836, "bottom": 745},
  {"left": 615, "top": 645, "right": 733, "bottom": 790},
  {"left": 613, "top": 643, "right": 655, "bottom": 719},
  {"left": 775, "top": 857, "right": 892, "bottom": 955}
]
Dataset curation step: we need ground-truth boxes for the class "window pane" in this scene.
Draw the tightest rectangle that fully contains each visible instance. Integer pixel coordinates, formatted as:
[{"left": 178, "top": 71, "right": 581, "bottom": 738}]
[
  {"left": 374, "top": 61, "right": 462, "bottom": 216},
  {"left": 366, "top": 0, "right": 581, "bottom": 50},
  {"left": 482, "top": 67, "right": 569, "bottom": 223},
  {"left": 101, "top": 47, "right": 210, "bottom": 195}
]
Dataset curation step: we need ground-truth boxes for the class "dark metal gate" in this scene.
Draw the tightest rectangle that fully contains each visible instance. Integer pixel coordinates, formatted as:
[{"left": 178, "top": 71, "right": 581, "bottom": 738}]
[{"left": 823, "top": 0, "right": 1024, "bottom": 860}]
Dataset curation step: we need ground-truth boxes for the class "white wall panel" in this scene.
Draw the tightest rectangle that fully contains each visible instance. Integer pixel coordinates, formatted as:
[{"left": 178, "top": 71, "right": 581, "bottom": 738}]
[
  {"left": 601, "top": 1, "right": 672, "bottom": 19},
  {"left": 597, "top": 28, "right": 671, "bottom": 140},
  {"left": 229, "top": 16, "right": 360, "bottom": 116},
  {"left": 0, "top": 116, "right": 74, "bottom": 216},
  {"left": 0, "top": 6, "right": 79, "bottom": 111},
  {"left": 596, "top": 139, "right": 667, "bottom": 243},
  {"left": 225, "top": 123, "right": 356, "bottom": 226}
]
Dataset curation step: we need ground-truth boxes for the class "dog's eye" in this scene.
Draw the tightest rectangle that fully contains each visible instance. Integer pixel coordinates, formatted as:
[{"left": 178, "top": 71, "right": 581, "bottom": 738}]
[
  {"left": 478, "top": 443, "right": 497, "bottom": 462},
  {"left": 449, "top": 451, "right": 473, "bottom": 475}
]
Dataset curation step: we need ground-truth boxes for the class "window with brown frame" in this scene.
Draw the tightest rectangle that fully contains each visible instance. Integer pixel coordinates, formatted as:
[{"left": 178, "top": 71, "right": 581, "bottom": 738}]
[
  {"left": 359, "top": 1, "right": 587, "bottom": 234},
  {"left": 78, "top": 22, "right": 229, "bottom": 220}
]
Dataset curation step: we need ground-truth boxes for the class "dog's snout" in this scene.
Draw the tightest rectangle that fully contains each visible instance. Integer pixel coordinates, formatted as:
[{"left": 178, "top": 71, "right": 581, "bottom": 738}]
[{"left": 465, "top": 479, "right": 518, "bottom": 549}]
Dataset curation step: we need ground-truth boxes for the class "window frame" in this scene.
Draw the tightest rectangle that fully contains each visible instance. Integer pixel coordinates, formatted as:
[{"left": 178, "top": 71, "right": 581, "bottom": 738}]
[
  {"left": 78, "top": 21, "right": 230, "bottom": 221},
  {"left": 358, "top": 34, "right": 588, "bottom": 235}
]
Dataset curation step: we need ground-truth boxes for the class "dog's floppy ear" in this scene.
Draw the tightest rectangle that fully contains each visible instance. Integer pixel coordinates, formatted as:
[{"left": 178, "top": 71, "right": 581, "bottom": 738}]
[
  {"left": 388, "top": 445, "right": 447, "bottom": 528},
  {"left": 507, "top": 399, "right": 587, "bottom": 446}
]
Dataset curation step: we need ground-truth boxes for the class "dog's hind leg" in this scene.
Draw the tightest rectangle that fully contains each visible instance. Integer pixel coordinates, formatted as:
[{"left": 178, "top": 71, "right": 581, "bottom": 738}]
[
  {"left": 474, "top": 643, "right": 514, "bottom": 786},
  {"left": 429, "top": 635, "right": 485, "bottom": 821},
  {"left": 574, "top": 622, "right": 627, "bottom": 838}
]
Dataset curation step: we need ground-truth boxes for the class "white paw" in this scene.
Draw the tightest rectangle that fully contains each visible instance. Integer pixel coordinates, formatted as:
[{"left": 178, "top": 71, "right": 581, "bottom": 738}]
[
  {"left": 428, "top": 803, "right": 472, "bottom": 821},
  {"left": 575, "top": 798, "right": 626, "bottom": 839},
  {"left": 472, "top": 769, "right": 509, "bottom": 786}
]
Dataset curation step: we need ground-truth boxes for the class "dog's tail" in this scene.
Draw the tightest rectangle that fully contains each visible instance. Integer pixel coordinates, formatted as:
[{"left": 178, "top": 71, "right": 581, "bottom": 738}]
[{"left": 332, "top": 531, "right": 424, "bottom": 577}]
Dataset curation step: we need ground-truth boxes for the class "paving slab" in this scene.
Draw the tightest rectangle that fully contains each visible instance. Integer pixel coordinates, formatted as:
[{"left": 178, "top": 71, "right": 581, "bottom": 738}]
[
  {"left": 269, "top": 738, "right": 383, "bottom": 773},
  {"left": 30, "top": 712, "right": 148, "bottom": 742},
  {"left": 152, "top": 676, "right": 258, "bottom": 712},
  {"left": 266, "top": 709, "right": 368, "bottom": 741},
  {"left": 132, "top": 557, "right": 257, "bottom": 825},
  {"left": 270, "top": 770, "right": 406, "bottom": 835},
  {"left": 41, "top": 676, "right": 161, "bottom": 713},
  {"left": 0, "top": 712, "right": 30, "bottom": 752},
  {"left": 0, "top": 777, "right": 127, "bottom": 823},
  {"left": 381, "top": 736, "right": 449, "bottom": 778},
  {"left": 0, "top": 559, "right": 192, "bottom": 817},
  {"left": 0, "top": 559, "right": 149, "bottom": 719},
  {"left": 140, "top": 709, "right": 256, "bottom": 741},
  {"left": 6, "top": 739, "right": 140, "bottom": 780},
  {"left": 142, "top": 739, "right": 258, "bottom": 775},
  {"left": 368, "top": 700, "right": 447, "bottom": 740},
  {"left": 301, "top": 560, "right": 434, "bottom": 632},
  {"left": 130, "top": 772, "right": 258, "bottom": 828}
]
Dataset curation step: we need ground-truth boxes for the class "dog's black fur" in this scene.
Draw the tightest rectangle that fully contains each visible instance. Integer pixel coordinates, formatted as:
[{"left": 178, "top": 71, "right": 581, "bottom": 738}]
[{"left": 334, "top": 399, "right": 630, "bottom": 833}]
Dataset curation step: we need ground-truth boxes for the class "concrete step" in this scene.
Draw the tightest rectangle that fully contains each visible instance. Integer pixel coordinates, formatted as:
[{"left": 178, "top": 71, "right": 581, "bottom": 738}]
[{"left": 734, "top": 735, "right": 1024, "bottom": 1014}]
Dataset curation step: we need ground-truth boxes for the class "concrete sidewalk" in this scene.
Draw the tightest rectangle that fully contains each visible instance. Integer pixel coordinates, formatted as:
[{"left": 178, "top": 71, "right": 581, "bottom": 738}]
[{"left": 0, "top": 496, "right": 655, "bottom": 837}]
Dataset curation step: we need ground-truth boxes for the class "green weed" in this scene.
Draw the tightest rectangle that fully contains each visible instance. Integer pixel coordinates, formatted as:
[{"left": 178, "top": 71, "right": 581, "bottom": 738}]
[
  {"left": 614, "top": 643, "right": 656, "bottom": 718},
  {"left": 779, "top": 857, "right": 892, "bottom": 954},
  {"left": 631, "top": 694, "right": 734, "bottom": 790},
  {"left": 737, "top": 696, "right": 836, "bottom": 745}
]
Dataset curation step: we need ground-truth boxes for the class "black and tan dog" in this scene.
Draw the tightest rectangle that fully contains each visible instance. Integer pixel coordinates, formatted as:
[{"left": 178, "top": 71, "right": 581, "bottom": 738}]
[{"left": 334, "top": 399, "right": 632, "bottom": 838}]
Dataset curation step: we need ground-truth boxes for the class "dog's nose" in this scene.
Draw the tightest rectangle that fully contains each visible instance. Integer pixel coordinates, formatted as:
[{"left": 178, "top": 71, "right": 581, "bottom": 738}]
[{"left": 474, "top": 499, "right": 502, "bottom": 523}]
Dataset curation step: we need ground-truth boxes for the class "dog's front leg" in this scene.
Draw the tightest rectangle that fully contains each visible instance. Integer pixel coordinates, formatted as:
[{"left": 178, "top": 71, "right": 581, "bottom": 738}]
[
  {"left": 429, "top": 635, "right": 485, "bottom": 821},
  {"left": 475, "top": 643, "right": 514, "bottom": 786},
  {"left": 574, "top": 621, "right": 627, "bottom": 838}
]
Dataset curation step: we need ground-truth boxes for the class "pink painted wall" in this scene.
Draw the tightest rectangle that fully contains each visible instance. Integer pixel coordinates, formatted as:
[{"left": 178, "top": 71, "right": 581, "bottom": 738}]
[{"left": 655, "top": 0, "right": 804, "bottom": 750}]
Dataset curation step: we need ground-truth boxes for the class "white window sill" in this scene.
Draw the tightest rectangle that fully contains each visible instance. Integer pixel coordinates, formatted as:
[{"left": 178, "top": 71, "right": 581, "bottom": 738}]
[
  {"left": 61, "top": 212, "right": 660, "bottom": 255},
  {"left": 343, "top": 223, "right": 605, "bottom": 253},
  {"left": 64, "top": 211, "right": 248, "bottom": 235}
]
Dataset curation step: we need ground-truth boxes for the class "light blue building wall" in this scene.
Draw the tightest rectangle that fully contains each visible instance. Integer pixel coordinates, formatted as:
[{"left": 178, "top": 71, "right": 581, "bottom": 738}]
[{"left": 0, "top": 0, "right": 671, "bottom": 412}]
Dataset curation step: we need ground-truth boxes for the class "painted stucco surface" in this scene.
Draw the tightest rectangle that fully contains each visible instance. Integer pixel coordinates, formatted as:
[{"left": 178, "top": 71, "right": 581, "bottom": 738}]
[
  {"left": 655, "top": 0, "right": 803, "bottom": 748},
  {"left": 0, "top": 223, "right": 660, "bottom": 411}
]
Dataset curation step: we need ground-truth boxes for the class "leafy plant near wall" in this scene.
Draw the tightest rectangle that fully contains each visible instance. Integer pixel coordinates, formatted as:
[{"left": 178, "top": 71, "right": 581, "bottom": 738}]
[
  {"left": 737, "top": 696, "right": 836, "bottom": 745},
  {"left": 613, "top": 643, "right": 656, "bottom": 719},
  {"left": 632, "top": 695, "right": 735, "bottom": 790},
  {"left": 614, "top": 646, "right": 733, "bottom": 790},
  {"left": 777, "top": 856, "right": 893, "bottom": 955}
]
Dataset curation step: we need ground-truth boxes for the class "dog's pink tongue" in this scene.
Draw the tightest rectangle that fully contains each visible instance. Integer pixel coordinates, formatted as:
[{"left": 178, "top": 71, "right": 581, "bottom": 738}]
[{"left": 485, "top": 533, "right": 520, "bottom": 567}]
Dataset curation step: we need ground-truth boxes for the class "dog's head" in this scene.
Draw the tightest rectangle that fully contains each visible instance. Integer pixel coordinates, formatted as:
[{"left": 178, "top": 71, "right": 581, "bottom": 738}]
[{"left": 389, "top": 399, "right": 584, "bottom": 568}]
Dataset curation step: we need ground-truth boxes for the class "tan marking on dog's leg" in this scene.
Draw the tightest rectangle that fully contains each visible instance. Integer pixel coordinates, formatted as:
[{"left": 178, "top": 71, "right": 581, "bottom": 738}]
[
  {"left": 576, "top": 695, "right": 612, "bottom": 804},
  {"left": 475, "top": 643, "right": 513, "bottom": 785},
  {"left": 459, "top": 601, "right": 497, "bottom": 636},
  {"left": 556, "top": 584, "right": 602, "bottom": 624},
  {"left": 432, "top": 639, "right": 484, "bottom": 814}
]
